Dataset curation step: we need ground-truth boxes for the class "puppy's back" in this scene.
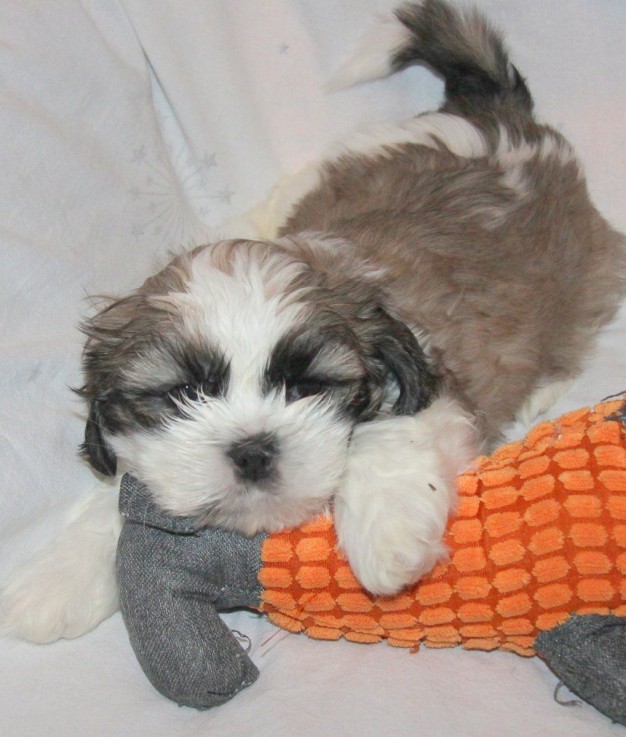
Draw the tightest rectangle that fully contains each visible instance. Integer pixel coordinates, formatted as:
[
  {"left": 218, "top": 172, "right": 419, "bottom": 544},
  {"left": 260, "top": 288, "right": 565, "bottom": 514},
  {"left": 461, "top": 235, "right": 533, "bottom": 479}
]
[{"left": 280, "top": 0, "right": 626, "bottom": 441}]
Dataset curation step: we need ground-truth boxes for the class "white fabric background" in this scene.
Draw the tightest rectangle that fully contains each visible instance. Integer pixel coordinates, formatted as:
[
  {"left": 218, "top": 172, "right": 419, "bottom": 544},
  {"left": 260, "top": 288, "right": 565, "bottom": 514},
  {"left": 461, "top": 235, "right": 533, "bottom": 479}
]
[{"left": 0, "top": 1, "right": 624, "bottom": 735}]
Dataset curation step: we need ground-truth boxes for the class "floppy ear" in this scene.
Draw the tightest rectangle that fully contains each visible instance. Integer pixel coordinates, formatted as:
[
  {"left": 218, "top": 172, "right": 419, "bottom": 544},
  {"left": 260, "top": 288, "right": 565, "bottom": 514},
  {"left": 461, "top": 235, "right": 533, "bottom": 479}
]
[
  {"left": 375, "top": 309, "right": 439, "bottom": 415},
  {"left": 276, "top": 233, "right": 439, "bottom": 415},
  {"left": 80, "top": 400, "right": 117, "bottom": 476}
]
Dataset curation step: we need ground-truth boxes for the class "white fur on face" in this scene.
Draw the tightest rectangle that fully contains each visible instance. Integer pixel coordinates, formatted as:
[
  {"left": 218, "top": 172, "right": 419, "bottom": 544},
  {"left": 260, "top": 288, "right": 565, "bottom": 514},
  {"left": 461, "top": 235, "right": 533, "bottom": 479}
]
[
  {"left": 110, "top": 245, "right": 359, "bottom": 534},
  {"left": 180, "top": 246, "right": 310, "bottom": 377},
  {"left": 111, "top": 391, "right": 351, "bottom": 535}
]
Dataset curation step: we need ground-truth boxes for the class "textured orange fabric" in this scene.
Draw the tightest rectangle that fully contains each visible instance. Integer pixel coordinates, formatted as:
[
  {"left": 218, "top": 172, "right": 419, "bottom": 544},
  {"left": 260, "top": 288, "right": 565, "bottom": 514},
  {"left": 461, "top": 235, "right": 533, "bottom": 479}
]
[{"left": 258, "top": 398, "right": 626, "bottom": 655}]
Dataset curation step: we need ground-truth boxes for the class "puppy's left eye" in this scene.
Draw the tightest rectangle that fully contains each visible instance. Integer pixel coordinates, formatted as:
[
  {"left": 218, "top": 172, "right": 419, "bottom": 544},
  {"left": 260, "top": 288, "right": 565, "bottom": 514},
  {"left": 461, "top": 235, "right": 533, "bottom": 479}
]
[
  {"left": 168, "top": 379, "right": 220, "bottom": 402},
  {"left": 285, "top": 379, "right": 326, "bottom": 402}
]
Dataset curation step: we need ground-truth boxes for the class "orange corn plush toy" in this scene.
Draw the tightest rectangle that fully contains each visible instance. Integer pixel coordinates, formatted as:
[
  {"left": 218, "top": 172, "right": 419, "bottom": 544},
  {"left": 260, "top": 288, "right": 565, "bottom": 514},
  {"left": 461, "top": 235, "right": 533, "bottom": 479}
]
[
  {"left": 117, "top": 396, "right": 626, "bottom": 717},
  {"left": 259, "top": 397, "right": 626, "bottom": 654}
]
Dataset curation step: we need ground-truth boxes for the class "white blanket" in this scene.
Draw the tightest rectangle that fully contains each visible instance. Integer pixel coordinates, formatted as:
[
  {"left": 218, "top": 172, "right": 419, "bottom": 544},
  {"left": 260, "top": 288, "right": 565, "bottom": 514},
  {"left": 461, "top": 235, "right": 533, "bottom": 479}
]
[{"left": 1, "top": 1, "right": 624, "bottom": 735}]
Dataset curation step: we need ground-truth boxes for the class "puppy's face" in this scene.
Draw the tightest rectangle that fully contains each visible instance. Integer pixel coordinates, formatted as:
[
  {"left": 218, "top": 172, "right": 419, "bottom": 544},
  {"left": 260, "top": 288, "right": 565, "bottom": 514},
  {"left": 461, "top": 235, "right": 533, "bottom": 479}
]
[{"left": 80, "top": 237, "right": 437, "bottom": 534}]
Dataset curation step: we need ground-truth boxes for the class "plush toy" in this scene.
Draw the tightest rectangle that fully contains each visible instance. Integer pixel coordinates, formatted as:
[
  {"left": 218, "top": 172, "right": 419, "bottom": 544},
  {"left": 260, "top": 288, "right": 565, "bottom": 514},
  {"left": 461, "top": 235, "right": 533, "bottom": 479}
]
[{"left": 116, "top": 396, "right": 626, "bottom": 722}]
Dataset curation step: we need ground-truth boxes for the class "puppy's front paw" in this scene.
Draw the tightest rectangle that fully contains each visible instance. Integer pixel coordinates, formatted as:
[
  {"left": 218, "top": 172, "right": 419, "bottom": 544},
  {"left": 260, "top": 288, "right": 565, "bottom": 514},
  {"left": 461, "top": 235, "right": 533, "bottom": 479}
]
[
  {"left": 1, "top": 550, "right": 118, "bottom": 644},
  {"left": 334, "top": 399, "right": 478, "bottom": 596},
  {"left": 336, "top": 474, "right": 449, "bottom": 596}
]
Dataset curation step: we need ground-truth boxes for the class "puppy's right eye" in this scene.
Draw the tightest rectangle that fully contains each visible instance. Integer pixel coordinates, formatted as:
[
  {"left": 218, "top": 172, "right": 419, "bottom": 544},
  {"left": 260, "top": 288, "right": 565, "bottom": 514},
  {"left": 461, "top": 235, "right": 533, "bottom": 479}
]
[{"left": 285, "top": 379, "right": 326, "bottom": 402}]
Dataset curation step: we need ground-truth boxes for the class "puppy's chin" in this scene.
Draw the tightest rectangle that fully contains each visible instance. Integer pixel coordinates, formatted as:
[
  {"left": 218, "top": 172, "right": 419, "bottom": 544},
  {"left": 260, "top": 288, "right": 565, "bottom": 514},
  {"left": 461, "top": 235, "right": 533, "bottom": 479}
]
[
  {"left": 194, "top": 484, "right": 330, "bottom": 536},
  {"left": 108, "top": 392, "right": 353, "bottom": 535}
]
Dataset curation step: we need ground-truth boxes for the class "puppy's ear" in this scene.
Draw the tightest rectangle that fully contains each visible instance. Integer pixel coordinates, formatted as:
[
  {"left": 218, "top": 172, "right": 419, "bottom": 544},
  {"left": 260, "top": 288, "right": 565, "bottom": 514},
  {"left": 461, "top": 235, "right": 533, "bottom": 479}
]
[
  {"left": 80, "top": 400, "right": 117, "bottom": 476},
  {"left": 375, "top": 309, "right": 439, "bottom": 415}
]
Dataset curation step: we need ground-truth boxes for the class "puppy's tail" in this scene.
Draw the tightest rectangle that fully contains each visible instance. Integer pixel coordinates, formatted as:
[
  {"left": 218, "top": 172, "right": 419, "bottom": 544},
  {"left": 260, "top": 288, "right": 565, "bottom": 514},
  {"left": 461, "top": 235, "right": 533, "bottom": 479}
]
[{"left": 328, "top": 0, "right": 532, "bottom": 117}]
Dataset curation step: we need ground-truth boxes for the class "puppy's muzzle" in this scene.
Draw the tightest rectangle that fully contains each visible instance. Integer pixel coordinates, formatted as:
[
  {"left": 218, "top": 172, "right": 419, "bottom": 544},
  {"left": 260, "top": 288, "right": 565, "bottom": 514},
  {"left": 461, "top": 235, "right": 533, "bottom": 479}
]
[{"left": 227, "top": 433, "right": 279, "bottom": 483}]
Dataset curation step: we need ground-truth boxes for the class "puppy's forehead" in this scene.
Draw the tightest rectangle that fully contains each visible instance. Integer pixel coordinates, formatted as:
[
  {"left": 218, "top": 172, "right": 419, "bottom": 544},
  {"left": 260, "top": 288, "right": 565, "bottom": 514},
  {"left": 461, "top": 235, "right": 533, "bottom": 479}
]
[{"left": 176, "top": 242, "right": 314, "bottom": 378}]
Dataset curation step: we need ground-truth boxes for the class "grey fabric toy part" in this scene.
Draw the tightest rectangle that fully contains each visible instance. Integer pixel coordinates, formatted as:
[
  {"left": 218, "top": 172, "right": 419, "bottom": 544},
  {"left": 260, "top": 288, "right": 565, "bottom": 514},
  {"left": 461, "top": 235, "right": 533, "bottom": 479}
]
[
  {"left": 116, "top": 474, "right": 267, "bottom": 709},
  {"left": 535, "top": 615, "right": 626, "bottom": 727}
]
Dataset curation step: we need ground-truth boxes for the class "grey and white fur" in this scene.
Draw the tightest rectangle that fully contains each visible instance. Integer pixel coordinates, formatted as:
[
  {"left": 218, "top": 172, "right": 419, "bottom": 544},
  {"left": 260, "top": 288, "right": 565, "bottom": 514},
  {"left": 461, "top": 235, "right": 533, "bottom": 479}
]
[{"left": 2, "top": 0, "right": 624, "bottom": 643}]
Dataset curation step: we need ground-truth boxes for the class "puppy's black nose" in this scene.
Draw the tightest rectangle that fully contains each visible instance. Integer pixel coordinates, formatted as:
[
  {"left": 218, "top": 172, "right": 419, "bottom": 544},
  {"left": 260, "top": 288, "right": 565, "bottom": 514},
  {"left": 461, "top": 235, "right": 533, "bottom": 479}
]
[{"left": 228, "top": 434, "right": 278, "bottom": 483}]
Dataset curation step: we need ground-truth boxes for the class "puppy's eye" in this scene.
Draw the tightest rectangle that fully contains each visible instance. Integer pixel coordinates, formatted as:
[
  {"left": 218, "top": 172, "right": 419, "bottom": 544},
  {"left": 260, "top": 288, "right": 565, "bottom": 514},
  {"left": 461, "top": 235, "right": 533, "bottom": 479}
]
[
  {"left": 168, "top": 379, "right": 220, "bottom": 402},
  {"left": 349, "top": 382, "right": 371, "bottom": 415},
  {"left": 285, "top": 379, "right": 326, "bottom": 402}
]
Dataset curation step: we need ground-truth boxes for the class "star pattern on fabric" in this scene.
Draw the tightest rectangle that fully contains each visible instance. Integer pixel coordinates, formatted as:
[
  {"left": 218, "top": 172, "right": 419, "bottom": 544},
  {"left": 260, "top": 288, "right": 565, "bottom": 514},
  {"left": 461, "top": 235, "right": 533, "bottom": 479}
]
[
  {"left": 132, "top": 144, "right": 146, "bottom": 162},
  {"left": 128, "top": 130, "right": 232, "bottom": 242},
  {"left": 201, "top": 152, "right": 217, "bottom": 169},
  {"left": 213, "top": 186, "right": 235, "bottom": 204}
]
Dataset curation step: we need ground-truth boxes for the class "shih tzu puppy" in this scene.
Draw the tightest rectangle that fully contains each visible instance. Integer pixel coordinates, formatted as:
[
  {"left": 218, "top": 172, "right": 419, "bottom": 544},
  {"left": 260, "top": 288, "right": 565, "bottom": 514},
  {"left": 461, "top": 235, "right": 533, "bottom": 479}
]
[{"left": 2, "top": 0, "right": 624, "bottom": 643}]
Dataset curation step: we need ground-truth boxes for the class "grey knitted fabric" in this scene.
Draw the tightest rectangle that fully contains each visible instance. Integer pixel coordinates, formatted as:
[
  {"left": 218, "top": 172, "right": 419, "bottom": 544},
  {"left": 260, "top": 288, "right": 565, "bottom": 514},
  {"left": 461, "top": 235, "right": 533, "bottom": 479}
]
[
  {"left": 117, "top": 474, "right": 267, "bottom": 709},
  {"left": 535, "top": 614, "right": 626, "bottom": 726}
]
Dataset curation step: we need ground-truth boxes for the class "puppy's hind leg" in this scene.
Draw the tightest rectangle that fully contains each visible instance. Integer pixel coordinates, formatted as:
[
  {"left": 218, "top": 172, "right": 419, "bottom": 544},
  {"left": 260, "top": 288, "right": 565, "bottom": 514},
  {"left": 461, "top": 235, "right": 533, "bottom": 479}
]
[
  {"left": 334, "top": 397, "right": 479, "bottom": 596},
  {"left": 516, "top": 377, "right": 575, "bottom": 428},
  {"left": 0, "top": 478, "right": 122, "bottom": 643}
]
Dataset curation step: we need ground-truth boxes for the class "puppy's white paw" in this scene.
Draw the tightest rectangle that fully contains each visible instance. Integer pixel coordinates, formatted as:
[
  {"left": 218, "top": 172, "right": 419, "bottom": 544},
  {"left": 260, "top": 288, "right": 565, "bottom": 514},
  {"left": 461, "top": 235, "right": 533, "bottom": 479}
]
[
  {"left": 0, "top": 483, "right": 122, "bottom": 643},
  {"left": 334, "top": 397, "right": 478, "bottom": 596},
  {"left": 339, "top": 476, "right": 449, "bottom": 596},
  {"left": 0, "top": 548, "right": 118, "bottom": 644},
  {"left": 516, "top": 377, "right": 574, "bottom": 427}
]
